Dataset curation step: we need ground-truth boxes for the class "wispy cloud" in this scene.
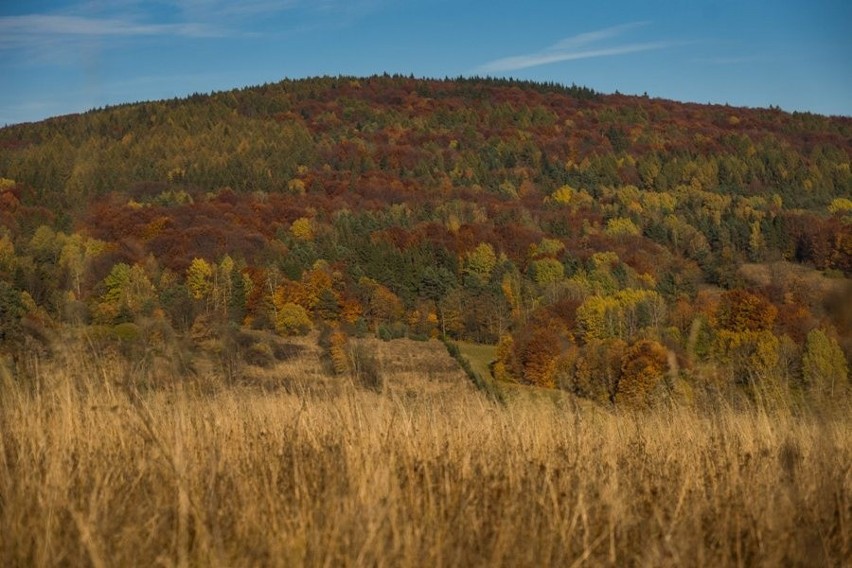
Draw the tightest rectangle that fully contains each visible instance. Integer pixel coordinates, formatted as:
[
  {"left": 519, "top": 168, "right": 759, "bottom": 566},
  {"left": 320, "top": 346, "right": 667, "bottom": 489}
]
[
  {"left": 164, "top": 0, "right": 381, "bottom": 22},
  {"left": 479, "top": 22, "right": 672, "bottom": 72},
  {"left": 0, "top": 14, "right": 222, "bottom": 45},
  {"left": 0, "top": 0, "right": 381, "bottom": 50}
]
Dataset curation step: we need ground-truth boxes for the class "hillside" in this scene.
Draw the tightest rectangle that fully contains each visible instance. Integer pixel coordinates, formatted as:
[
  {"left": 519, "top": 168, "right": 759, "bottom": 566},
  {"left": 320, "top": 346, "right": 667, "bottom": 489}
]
[{"left": 0, "top": 75, "right": 850, "bottom": 406}]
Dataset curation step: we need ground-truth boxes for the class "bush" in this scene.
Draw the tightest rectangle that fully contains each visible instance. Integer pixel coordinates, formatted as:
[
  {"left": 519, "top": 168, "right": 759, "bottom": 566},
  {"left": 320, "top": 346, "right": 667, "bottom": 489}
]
[
  {"left": 275, "top": 303, "right": 312, "bottom": 336},
  {"left": 615, "top": 339, "right": 670, "bottom": 409},
  {"left": 318, "top": 324, "right": 351, "bottom": 376},
  {"left": 377, "top": 322, "right": 407, "bottom": 342},
  {"left": 244, "top": 342, "right": 274, "bottom": 368},
  {"left": 112, "top": 322, "right": 141, "bottom": 342}
]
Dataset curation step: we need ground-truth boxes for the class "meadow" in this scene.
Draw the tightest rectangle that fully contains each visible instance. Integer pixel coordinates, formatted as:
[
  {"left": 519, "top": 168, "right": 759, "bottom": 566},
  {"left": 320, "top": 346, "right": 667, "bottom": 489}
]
[{"left": 1, "top": 338, "right": 849, "bottom": 567}]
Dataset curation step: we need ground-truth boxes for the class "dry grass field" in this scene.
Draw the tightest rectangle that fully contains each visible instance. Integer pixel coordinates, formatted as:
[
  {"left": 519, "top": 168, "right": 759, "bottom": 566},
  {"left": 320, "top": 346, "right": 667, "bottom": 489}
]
[{"left": 1, "top": 338, "right": 850, "bottom": 567}]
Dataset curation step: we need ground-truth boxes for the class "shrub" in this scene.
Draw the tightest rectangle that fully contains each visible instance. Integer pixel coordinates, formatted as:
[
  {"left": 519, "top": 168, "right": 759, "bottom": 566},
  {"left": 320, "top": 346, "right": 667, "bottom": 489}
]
[
  {"left": 245, "top": 342, "right": 274, "bottom": 368},
  {"left": 112, "top": 322, "right": 141, "bottom": 342},
  {"left": 615, "top": 339, "right": 669, "bottom": 408},
  {"left": 377, "top": 322, "right": 407, "bottom": 342},
  {"left": 275, "top": 303, "right": 312, "bottom": 336},
  {"left": 318, "top": 325, "right": 351, "bottom": 376}
]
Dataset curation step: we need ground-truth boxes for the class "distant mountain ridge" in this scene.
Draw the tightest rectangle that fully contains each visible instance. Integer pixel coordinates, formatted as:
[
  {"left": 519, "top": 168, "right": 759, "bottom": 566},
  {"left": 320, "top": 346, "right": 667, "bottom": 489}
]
[
  {"left": 1, "top": 74, "right": 849, "bottom": 207},
  {"left": 0, "top": 75, "right": 849, "bottom": 401}
]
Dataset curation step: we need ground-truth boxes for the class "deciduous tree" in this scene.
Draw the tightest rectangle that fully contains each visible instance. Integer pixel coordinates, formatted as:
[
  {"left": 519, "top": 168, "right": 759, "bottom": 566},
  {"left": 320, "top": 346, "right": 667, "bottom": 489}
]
[
  {"left": 616, "top": 339, "right": 669, "bottom": 408},
  {"left": 186, "top": 257, "right": 214, "bottom": 301},
  {"left": 802, "top": 329, "right": 848, "bottom": 399},
  {"left": 275, "top": 302, "right": 312, "bottom": 336}
]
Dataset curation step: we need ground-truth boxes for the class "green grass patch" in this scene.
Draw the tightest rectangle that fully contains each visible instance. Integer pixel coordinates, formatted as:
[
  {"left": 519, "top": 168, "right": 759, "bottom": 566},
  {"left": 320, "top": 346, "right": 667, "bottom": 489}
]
[{"left": 455, "top": 341, "right": 496, "bottom": 381}]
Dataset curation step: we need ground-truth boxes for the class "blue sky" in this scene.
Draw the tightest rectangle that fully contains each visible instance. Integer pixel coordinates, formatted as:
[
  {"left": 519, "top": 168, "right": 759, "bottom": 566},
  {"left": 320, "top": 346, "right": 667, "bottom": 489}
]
[{"left": 1, "top": 1, "right": 850, "bottom": 125}]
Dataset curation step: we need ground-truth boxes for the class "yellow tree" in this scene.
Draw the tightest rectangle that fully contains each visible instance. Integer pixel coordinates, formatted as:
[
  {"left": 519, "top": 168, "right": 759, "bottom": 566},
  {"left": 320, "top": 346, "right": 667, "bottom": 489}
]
[
  {"left": 530, "top": 237, "right": 565, "bottom": 258},
  {"left": 492, "top": 333, "right": 518, "bottom": 382},
  {"left": 528, "top": 258, "right": 564, "bottom": 286},
  {"left": 801, "top": 329, "right": 848, "bottom": 399},
  {"left": 304, "top": 260, "right": 338, "bottom": 317},
  {"left": 95, "top": 263, "right": 156, "bottom": 323},
  {"left": 464, "top": 242, "right": 497, "bottom": 286},
  {"left": 359, "top": 277, "right": 404, "bottom": 331},
  {"left": 213, "top": 254, "right": 235, "bottom": 314},
  {"left": 274, "top": 279, "right": 313, "bottom": 314},
  {"left": 604, "top": 217, "right": 641, "bottom": 238},
  {"left": 290, "top": 217, "right": 314, "bottom": 241},
  {"left": 714, "top": 329, "right": 781, "bottom": 388},
  {"left": 59, "top": 233, "right": 106, "bottom": 298},
  {"left": 576, "top": 295, "right": 621, "bottom": 341},
  {"left": 328, "top": 327, "right": 351, "bottom": 374},
  {"left": 275, "top": 302, "right": 312, "bottom": 336},
  {"left": 186, "top": 258, "right": 214, "bottom": 301},
  {"left": 546, "top": 184, "right": 576, "bottom": 205},
  {"left": 0, "top": 233, "right": 16, "bottom": 279},
  {"left": 501, "top": 271, "right": 524, "bottom": 321},
  {"left": 828, "top": 197, "right": 852, "bottom": 216}
]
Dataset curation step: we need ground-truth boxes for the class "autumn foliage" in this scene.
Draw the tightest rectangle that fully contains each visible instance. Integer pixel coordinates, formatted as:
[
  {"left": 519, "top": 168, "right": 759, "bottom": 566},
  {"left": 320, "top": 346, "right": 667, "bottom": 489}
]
[
  {"left": 0, "top": 75, "right": 848, "bottom": 407},
  {"left": 616, "top": 340, "right": 670, "bottom": 408}
]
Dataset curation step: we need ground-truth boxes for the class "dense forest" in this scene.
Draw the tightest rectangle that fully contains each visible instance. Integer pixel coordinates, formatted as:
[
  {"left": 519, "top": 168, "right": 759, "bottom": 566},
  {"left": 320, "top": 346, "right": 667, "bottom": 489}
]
[{"left": 0, "top": 75, "right": 850, "bottom": 407}]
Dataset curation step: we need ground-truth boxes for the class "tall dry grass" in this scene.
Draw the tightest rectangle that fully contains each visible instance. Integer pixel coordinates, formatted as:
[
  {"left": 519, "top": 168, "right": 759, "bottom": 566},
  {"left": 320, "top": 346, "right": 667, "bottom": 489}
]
[{"left": 0, "top": 344, "right": 849, "bottom": 567}]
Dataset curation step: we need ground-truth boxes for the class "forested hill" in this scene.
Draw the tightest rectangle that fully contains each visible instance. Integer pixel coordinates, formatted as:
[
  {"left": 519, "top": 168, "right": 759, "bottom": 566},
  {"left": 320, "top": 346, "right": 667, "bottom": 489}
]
[{"left": 1, "top": 75, "right": 850, "bottom": 405}]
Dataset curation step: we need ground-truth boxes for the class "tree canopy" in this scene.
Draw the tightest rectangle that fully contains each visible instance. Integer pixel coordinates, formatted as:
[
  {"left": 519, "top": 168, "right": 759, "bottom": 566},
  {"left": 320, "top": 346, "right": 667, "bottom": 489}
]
[{"left": 0, "top": 75, "right": 849, "bottom": 406}]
